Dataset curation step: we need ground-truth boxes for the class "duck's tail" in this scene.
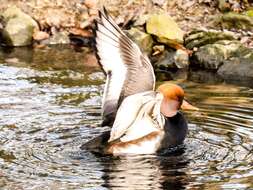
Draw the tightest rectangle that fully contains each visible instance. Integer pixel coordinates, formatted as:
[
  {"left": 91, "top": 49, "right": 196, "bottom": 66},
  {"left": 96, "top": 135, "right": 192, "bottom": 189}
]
[{"left": 80, "top": 130, "right": 110, "bottom": 153}]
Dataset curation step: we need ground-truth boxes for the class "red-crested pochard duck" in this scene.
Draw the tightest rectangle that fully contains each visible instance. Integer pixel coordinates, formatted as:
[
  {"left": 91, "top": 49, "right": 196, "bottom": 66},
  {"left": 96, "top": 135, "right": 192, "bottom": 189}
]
[{"left": 81, "top": 8, "right": 197, "bottom": 155}]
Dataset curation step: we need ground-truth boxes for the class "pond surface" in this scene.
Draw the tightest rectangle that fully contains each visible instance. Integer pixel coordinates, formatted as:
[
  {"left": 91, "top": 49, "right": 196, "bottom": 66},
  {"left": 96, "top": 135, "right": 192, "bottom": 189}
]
[{"left": 0, "top": 46, "right": 253, "bottom": 190}]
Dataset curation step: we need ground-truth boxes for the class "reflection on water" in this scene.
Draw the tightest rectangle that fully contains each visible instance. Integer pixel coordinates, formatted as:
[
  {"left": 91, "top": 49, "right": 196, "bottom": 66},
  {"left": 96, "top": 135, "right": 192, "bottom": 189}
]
[
  {"left": 0, "top": 46, "right": 253, "bottom": 189},
  {"left": 99, "top": 153, "right": 189, "bottom": 190}
]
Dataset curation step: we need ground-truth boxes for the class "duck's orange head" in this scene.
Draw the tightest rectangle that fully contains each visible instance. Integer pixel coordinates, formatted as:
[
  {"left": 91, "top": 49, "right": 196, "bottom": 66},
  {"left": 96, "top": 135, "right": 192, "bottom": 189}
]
[{"left": 157, "top": 83, "right": 185, "bottom": 117}]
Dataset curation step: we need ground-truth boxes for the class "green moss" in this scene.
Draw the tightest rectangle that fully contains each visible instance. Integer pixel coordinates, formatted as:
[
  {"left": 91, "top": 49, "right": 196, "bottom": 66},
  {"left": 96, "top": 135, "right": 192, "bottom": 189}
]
[
  {"left": 185, "top": 30, "right": 235, "bottom": 49},
  {"left": 244, "top": 9, "right": 253, "bottom": 17}
]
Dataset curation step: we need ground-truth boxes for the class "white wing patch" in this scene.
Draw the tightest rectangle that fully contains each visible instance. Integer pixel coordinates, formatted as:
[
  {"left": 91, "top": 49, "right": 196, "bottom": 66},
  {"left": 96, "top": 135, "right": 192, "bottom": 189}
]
[
  {"left": 109, "top": 92, "right": 165, "bottom": 142},
  {"left": 108, "top": 91, "right": 155, "bottom": 142},
  {"left": 95, "top": 15, "right": 128, "bottom": 115}
]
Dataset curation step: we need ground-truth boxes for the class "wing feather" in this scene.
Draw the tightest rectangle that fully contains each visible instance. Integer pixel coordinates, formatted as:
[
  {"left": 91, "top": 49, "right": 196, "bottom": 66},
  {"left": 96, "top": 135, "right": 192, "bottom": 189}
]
[
  {"left": 108, "top": 91, "right": 156, "bottom": 142},
  {"left": 94, "top": 8, "right": 156, "bottom": 126},
  {"left": 108, "top": 91, "right": 165, "bottom": 142}
]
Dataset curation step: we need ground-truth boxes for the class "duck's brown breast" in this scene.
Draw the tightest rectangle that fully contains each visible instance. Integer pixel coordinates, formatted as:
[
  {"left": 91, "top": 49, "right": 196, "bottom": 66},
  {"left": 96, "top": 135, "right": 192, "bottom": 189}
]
[{"left": 106, "top": 131, "right": 164, "bottom": 155}]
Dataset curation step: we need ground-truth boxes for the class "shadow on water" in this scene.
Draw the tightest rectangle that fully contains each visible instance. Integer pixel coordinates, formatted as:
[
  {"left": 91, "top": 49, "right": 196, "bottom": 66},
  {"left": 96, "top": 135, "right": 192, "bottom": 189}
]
[{"left": 0, "top": 45, "right": 253, "bottom": 189}]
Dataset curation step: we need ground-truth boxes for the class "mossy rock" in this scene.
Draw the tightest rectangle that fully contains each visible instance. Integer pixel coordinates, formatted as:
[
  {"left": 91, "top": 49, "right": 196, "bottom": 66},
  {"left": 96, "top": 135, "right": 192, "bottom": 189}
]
[
  {"left": 174, "top": 49, "right": 189, "bottom": 69},
  {"left": 146, "top": 13, "right": 184, "bottom": 47},
  {"left": 191, "top": 43, "right": 227, "bottom": 70},
  {"left": 154, "top": 49, "right": 189, "bottom": 71},
  {"left": 185, "top": 29, "right": 236, "bottom": 49},
  {"left": 125, "top": 27, "right": 153, "bottom": 54},
  {"left": 2, "top": 6, "right": 38, "bottom": 28},
  {"left": 214, "top": 12, "right": 253, "bottom": 30},
  {"left": 218, "top": 56, "right": 253, "bottom": 83},
  {"left": 154, "top": 50, "right": 176, "bottom": 70},
  {"left": 1, "top": 6, "right": 39, "bottom": 46},
  {"left": 2, "top": 17, "right": 35, "bottom": 46},
  {"left": 191, "top": 37, "right": 253, "bottom": 84},
  {"left": 191, "top": 40, "right": 243, "bottom": 70}
]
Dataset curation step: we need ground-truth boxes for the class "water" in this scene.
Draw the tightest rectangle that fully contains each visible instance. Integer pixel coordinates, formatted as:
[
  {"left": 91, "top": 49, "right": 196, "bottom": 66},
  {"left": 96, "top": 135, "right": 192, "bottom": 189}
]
[{"left": 0, "top": 46, "right": 253, "bottom": 189}]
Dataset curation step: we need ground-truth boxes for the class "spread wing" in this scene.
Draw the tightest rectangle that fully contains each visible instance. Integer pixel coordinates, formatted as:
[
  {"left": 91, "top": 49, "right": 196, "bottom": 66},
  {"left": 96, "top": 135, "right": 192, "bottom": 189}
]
[{"left": 94, "top": 7, "right": 156, "bottom": 126}]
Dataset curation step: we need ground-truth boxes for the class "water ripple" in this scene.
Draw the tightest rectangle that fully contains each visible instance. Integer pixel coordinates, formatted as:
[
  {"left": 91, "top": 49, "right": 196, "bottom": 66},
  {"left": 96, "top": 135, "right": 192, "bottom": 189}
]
[{"left": 1, "top": 62, "right": 253, "bottom": 189}]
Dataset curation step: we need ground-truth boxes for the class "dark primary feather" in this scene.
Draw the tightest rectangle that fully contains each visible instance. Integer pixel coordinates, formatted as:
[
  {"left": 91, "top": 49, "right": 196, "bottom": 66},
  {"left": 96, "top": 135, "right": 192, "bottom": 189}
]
[{"left": 94, "top": 7, "right": 155, "bottom": 126}]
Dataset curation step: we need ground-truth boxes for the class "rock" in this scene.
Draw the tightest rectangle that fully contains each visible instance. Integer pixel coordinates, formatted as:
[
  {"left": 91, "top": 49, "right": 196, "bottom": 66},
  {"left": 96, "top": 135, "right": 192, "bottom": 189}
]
[
  {"left": 185, "top": 29, "right": 236, "bottom": 49},
  {"left": 178, "top": 0, "right": 196, "bottom": 11},
  {"left": 154, "top": 50, "right": 176, "bottom": 70},
  {"left": 218, "top": 42, "right": 253, "bottom": 81},
  {"left": 191, "top": 37, "right": 253, "bottom": 83},
  {"left": 0, "top": 177, "right": 7, "bottom": 188},
  {"left": 41, "top": 30, "right": 70, "bottom": 45},
  {"left": 125, "top": 27, "right": 153, "bottom": 54},
  {"left": 84, "top": 0, "right": 98, "bottom": 9},
  {"left": 69, "top": 34, "right": 92, "bottom": 47},
  {"left": 152, "top": 45, "right": 165, "bottom": 55},
  {"left": 154, "top": 49, "right": 189, "bottom": 70},
  {"left": 69, "top": 28, "right": 93, "bottom": 37},
  {"left": 218, "top": 56, "right": 253, "bottom": 83},
  {"left": 218, "top": 0, "right": 244, "bottom": 12},
  {"left": 191, "top": 40, "right": 243, "bottom": 70},
  {"left": 0, "top": 16, "right": 4, "bottom": 30},
  {"left": 218, "top": 0, "right": 231, "bottom": 12},
  {"left": 191, "top": 43, "right": 226, "bottom": 70},
  {"left": 146, "top": 13, "right": 184, "bottom": 48},
  {"left": 69, "top": 28, "right": 93, "bottom": 46},
  {"left": 1, "top": 6, "right": 39, "bottom": 46},
  {"left": 174, "top": 49, "right": 189, "bottom": 69},
  {"left": 133, "top": 14, "right": 150, "bottom": 27},
  {"left": 80, "top": 19, "right": 93, "bottom": 29},
  {"left": 214, "top": 12, "right": 253, "bottom": 30},
  {"left": 2, "top": 18, "right": 34, "bottom": 46},
  {"left": 2, "top": 6, "right": 38, "bottom": 29},
  {"left": 230, "top": 2, "right": 242, "bottom": 12},
  {"left": 33, "top": 31, "right": 49, "bottom": 41},
  {"left": 0, "top": 16, "right": 4, "bottom": 44}
]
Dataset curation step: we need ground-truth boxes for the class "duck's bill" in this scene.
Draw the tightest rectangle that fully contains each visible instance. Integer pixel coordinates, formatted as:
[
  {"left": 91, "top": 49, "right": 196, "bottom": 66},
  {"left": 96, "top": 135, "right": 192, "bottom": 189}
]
[{"left": 181, "top": 100, "right": 199, "bottom": 111}]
